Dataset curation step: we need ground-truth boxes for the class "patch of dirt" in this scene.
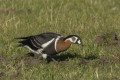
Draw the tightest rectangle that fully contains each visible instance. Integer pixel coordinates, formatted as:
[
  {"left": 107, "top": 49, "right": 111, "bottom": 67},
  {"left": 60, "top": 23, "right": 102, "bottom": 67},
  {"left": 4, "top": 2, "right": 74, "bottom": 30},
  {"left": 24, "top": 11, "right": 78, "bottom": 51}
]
[
  {"left": 0, "top": 72, "right": 6, "bottom": 78},
  {"left": 0, "top": 8, "right": 15, "bottom": 14},
  {"left": 10, "top": 72, "right": 23, "bottom": 79},
  {"left": 94, "top": 32, "right": 120, "bottom": 52},
  {"left": 0, "top": 53, "right": 6, "bottom": 62},
  {"left": 94, "top": 32, "right": 120, "bottom": 45},
  {"left": 78, "top": 58, "right": 89, "bottom": 65},
  {"left": 97, "top": 55, "right": 120, "bottom": 65},
  {"left": 78, "top": 53, "right": 120, "bottom": 67},
  {"left": 0, "top": 53, "right": 8, "bottom": 69},
  {"left": 13, "top": 53, "right": 43, "bottom": 66},
  {"left": 16, "top": 9, "right": 32, "bottom": 15},
  {"left": 24, "top": 56, "right": 42, "bottom": 66},
  {"left": 102, "top": 76, "right": 120, "bottom": 80},
  {"left": 0, "top": 8, "right": 32, "bottom": 15},
  {"left": 12, "top": 53, "right": 82, "bottom": 66}
]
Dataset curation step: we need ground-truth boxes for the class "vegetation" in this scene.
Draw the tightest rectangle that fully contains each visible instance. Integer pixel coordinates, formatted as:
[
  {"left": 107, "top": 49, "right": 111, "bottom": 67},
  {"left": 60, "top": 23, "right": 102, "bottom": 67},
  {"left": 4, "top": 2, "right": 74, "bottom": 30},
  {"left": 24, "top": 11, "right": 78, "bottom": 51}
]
[{"left": 0, "top": 0, "right": 120, "bottom": 80}]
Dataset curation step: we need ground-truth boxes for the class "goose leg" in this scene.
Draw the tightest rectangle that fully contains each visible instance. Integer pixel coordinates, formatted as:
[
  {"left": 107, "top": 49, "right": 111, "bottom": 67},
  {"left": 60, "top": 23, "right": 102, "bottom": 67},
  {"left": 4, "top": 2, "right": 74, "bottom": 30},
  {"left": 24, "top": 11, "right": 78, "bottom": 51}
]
[{"left": 42, "top": 54, "right": 51, "bottom": 63}]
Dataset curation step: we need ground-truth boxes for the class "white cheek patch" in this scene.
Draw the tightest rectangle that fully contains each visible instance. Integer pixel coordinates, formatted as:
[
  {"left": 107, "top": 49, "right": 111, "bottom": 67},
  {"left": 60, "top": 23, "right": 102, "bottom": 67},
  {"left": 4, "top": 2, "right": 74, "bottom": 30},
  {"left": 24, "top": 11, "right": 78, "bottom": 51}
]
[
  {"left": 65, "top": 37, "right": 78, "bottom": 43},
  {"left": 74, "top": 37, "right": 78, "bottom": 43},
  {"left": 77, "top": 40, "right": 81, "bottom": 44}
]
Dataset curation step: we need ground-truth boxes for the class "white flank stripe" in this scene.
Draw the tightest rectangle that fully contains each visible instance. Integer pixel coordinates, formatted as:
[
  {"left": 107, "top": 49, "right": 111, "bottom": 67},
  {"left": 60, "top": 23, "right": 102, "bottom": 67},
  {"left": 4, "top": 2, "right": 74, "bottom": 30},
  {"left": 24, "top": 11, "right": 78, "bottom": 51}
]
[
  {"left": 25, "top": 46, "right": 39, "bottom": 54},
  {"left": 25, "top": 46, "right": 43, "bottom": 54},
  {"left": 41, "top": 38, "right": 55, "bottom": 48}
]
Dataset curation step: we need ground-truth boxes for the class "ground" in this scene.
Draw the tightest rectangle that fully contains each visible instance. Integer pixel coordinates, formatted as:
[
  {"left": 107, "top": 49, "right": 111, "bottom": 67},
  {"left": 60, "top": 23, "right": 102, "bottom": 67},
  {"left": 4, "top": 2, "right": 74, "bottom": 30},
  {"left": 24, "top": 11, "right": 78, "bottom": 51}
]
[{"left": 0, "top": 0, "right": 120, "bottom": 80}]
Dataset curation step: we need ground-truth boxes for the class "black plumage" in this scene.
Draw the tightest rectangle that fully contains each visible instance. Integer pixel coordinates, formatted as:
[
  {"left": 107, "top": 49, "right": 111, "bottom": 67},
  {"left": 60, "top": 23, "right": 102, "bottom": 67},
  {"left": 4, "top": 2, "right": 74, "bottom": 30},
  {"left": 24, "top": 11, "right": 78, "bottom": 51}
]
[
  {"left": 17, "top": 32, "right": 62, "bottom": 51},
  {"left": 16, "top": 32, "right": 83, "bottom": 62}
]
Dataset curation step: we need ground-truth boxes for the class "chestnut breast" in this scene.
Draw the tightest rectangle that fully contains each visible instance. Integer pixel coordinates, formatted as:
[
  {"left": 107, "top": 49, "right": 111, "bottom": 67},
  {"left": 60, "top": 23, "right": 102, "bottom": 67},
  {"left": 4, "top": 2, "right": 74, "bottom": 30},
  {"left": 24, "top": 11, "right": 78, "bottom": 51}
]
[{"left": 56, "top": 39, "right": 71, "bottom": 53}]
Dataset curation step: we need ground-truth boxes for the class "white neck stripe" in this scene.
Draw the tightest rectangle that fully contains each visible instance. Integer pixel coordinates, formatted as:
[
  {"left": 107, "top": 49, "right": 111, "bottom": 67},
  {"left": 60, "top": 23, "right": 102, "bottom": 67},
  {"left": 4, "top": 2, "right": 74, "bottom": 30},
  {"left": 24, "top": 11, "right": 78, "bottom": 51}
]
[{"left": 55, "top": 36, "right": 61, "bottom": 52}]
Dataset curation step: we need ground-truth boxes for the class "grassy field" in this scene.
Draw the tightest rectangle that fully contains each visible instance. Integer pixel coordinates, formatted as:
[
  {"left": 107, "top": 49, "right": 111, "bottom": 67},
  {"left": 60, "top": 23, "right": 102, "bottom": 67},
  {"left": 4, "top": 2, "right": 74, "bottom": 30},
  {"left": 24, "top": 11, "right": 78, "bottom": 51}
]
[{"left": 0, "top": 0, "right": 120, "bottom": 80}]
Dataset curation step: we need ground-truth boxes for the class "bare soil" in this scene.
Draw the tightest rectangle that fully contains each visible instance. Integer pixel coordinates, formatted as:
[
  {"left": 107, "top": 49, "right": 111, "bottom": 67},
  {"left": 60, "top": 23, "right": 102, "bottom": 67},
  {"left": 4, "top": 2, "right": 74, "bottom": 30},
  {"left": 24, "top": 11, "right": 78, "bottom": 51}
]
[
  {"left": 0, "top": 8, "right": 32, "bottom": 15},
  {"left": 94, "top": 32, "right": 120, "bottom": 45}
]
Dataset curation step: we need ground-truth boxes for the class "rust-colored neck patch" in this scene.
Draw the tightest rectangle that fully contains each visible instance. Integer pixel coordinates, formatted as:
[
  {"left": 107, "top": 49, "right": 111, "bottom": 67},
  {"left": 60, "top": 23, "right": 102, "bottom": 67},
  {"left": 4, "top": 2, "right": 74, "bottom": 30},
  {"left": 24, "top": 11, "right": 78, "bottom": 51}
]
[{"left": 56, "top": 39, "right": 71, "bottom": 53}]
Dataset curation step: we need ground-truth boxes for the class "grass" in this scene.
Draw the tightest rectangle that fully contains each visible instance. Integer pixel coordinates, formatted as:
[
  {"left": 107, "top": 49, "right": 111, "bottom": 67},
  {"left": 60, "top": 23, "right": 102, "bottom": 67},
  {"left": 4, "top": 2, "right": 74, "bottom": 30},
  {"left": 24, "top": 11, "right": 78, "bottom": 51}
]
[{"left": 0, "top": 0, "right": 120, "bottom": 80}]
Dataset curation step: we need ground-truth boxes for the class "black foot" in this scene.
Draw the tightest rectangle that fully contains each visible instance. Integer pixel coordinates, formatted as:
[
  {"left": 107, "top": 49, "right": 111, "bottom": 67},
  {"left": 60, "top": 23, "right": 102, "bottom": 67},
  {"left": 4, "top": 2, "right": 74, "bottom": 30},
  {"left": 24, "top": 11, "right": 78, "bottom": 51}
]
[
  {"left": 26, "top": 53, "right": 35, "bottom": 57},
  {"left": 46, "top": 56, "right": 52, "bottom": 63}
]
